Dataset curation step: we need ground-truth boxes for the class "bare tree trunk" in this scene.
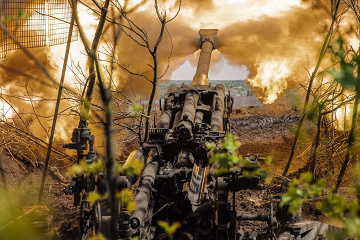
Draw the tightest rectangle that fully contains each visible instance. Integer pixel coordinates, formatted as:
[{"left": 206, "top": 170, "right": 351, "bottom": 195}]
[
  {"left": 333, "top": 0, "right": 360, "bottom": 192},
  {"left": 144, "top": 21, "right": 166, "bottom": 142},
  {"left": 334, "top": 84, "right": 360, "bottom": 193},
  {"left": 310, "top": 107, "right": 323, "bottom": 179},
  {"left": 85, "top": 2, "right": 110, "bottom": 104},
  {"left": 282, "top": 0, "right": 341, "bottom": 176},
  {"left": 72, "top": 1, "right": 117, "bottom": 238},
  {"left": 38, "top": 11, "right": 75, "bottom": 205},
  {"left": 103, "top": 89, "right": 118, "bottom": 240}
]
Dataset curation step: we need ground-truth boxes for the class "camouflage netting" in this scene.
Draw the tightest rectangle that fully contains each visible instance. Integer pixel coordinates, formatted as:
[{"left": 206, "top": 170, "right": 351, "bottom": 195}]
[{"left": 0, "top": 0, "right": 77, "bottom": 59}]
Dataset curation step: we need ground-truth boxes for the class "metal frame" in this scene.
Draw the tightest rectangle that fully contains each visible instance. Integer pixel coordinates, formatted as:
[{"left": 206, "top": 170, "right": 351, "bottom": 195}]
[{"left": 0, "top": 0, "right": 77, "bottom": 59}]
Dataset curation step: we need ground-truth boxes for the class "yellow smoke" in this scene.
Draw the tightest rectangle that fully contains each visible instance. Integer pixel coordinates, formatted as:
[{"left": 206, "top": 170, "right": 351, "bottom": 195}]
[
  {"left": 0, "top": 2, "right": 96, "bottom": 142},
  {"left": 248, "top": 59, "right": 292, "bottom": 104},
  {"left": 0, "top": 0, "right": 356, "bottom": 145},
  {"left": 216, "top": 1, "right": 331, "bottom": 103}
]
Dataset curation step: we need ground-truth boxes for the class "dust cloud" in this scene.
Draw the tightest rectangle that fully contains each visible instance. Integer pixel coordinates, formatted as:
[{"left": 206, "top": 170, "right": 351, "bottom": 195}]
[
  {"left": 0, "top": 0, "right": 348, "bottom": 145},
  {"left": 114, "top": 11, "right": 199, "bottom": 98},
  {"left": 216, "top": 3, "right": 331, "bottom": 103}
]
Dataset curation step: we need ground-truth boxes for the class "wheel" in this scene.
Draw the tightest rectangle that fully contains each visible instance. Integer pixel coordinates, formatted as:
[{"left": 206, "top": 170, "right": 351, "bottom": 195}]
[
  {"left": 93, "top": 200, "right": 102, "bottom": 234},
  {"left": 79, "top": 194, "right": 90, "bottom": 234},
  {"left": 93, "top": 200, "right": 111, "bottom": 238}
]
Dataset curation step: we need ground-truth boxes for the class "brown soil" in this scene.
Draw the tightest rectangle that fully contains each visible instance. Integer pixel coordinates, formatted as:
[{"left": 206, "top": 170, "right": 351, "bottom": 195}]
[
  {"left": 0, "top": 103, "right": 356, "bottom": 239},
  {"left": 229, "top": 104, "right": 357, "bottom": 238},
  {"left": 228, "top": 104, "right": 300, "bottom": 237},
  {"left": 231, "top": 104, "right": 302, "bottom": 176}
]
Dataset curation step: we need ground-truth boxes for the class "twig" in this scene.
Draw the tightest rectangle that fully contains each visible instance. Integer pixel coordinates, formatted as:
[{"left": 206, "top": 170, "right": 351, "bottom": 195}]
[{"left": 0, "top": 119, "right": 76, "bottom": 162}]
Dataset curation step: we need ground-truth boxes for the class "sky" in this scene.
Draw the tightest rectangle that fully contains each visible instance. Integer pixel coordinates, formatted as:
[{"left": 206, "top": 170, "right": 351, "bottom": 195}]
[
  {"left": 170, "top": 55, "right": 249, "bottom": 80},
  {"left": 164, "top": 0, "right": 302, "bottom": 81},
  {"left": 0, "top": 0, "right": 356, "bottom": 143}
]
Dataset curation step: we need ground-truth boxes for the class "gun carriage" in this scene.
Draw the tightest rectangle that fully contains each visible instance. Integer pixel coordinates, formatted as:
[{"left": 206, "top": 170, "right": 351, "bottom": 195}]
[{"left": 63, "top": 29, "right": 336, "bottom": 240}]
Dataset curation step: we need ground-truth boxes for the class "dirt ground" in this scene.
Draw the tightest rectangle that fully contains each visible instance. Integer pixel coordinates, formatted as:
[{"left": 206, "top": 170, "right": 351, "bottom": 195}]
[
  {"left": 231, "top": 104, "right": 300, "bottom": 175},
  {"left": 229, "top": 103, "right": 357, "bottom": 238},
  {"left": 0, "top": 103, "right": 355, "bottom": 239},
  {"left": 229, "top": 104, "right": 305, "bottom": 238}
]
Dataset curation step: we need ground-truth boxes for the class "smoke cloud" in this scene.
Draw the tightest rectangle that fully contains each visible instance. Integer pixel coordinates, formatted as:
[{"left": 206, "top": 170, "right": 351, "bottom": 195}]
[
  {"left": 0, "top": 0, "right": 352, "bottom": 150},
  {"left": 0, "top": 46, "right": 76, "bottom": 141},
  {"left": 0, "top": 1, "right": 200, "bottom": 151},
  {"left": 216, "top": 3, "right": 331, "bottom": 103},
  {"left": 111, "top": 9, "right": 199, "bottom": 98}
]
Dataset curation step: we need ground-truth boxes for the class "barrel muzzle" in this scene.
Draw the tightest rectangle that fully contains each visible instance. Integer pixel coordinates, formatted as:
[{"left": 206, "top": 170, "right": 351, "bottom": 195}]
[{"left": 192, "top": 29, "right": 218, "bottom": 86}]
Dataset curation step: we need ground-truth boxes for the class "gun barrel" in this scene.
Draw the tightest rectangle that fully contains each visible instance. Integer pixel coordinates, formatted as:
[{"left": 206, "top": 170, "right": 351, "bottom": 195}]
[
  {"left": 192, "top": 29, "right": 218, "bottom": 86},
  {"left": 131, "top": 150, "right": 159, "bottom": 229}
]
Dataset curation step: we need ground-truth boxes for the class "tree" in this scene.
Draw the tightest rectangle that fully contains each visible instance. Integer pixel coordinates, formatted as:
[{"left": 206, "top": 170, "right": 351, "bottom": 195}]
[
  {"left": 330, "top": 0, "right": 360, "bottom": 191},
  {"left": 283, "top": 0, "right": 343, "bottom": 176},
  {"left": 70, "top": 0, "right": 181, "bottom": 238},
  {"left": 108, "top": 0, "right": 182, "bottom": 142}
]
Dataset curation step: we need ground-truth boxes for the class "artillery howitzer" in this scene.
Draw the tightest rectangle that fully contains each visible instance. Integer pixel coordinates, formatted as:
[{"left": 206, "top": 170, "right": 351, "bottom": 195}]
[
  {"left": 127, "top": 29, "right": 266, "bottom": 239},
  {"left": 63, "top": 29, "right": 340, "bottom": 240}
]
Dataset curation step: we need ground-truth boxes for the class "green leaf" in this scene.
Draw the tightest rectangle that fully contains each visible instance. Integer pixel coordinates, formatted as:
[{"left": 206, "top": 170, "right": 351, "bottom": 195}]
[
  {"left": 327, "top": 36, "right": 357, "bottom": 91},
  {"left": 299, "top": 172, "right": 312, "bottom": 183},
  {"left": 206, "top": 142, "right": 216, "bottom": 150},
  {"left": 345, "top": 218, "right": 360, "bottom": 237},
  {"left": 66, "top": 160, "right": 104, "bottom": 176},
  {"left": 306, "top": 105, "right": 316, "bottom": 121},
  {"left": 66, "top": 162, "right": 86, "bottom": 176},
  {"left": 280, "top": 195, "right": 292, "bottom": 204},
  {"left": 122, "top": 158, "right": 144, "bottom": 176},
  {"left": 88, "top": 233, "right": 106, "bottom": 240},
  {"left": 129, "top": 103, "right": 144, "bottom": 118},
  {"left": 265, "top": 156, "right": 273, "bottom": 165},
  {"left": 115, "top": 163, "right": 124, "bottom": 173},
  {"left": 295, "top": 188, "right": 303, "bottom": 196},
  {"left": 281, "top": 172, "right": 325, "bottom": 215},
  {"left": 117, "top": 189, "right": 137, "bottom": 213},
  {"left": 87, "top": 192, "right": 101, "bottom": 207},
  {"left": 157, "top": 221, "right": 181, "bottom": 238},
  {"left": 85, "top": 159, "right": 104, "bottom": 174},
  {"left": 80, "top": 98, "right": 91, "bottom": 120}
]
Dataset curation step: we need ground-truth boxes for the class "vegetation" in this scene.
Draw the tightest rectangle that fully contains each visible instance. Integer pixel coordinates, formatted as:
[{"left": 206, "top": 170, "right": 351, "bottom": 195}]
[
  {"left": 158, "top": 80, "right": 250, "bottom": 98},
  {"left": 2, "top": 0, "right": 360, "bottom": 239}
]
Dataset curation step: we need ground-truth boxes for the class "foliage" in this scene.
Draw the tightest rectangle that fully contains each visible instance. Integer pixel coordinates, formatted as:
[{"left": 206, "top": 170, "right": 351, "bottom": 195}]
[
  {"left": 280, "top": 172, "right": 326, "bottom": 214},
  {"left": 207, "top": 133, "right": 272, "bottom": 182},
  {"left": 317, "top": 164, "right": 360, "bottom": 238},
  {"left": 80, "top": 97, "right": 91, "bottom": 120},
  {"left": 157, "top": 221, "right": 181, "bottom": 240},
  {"left": 67, "top": 157, "right": 143, "bottom": 178},
  {"left": 129, "top": 103, "right": 144, "bottom": 119},
  {"left": 327, "top": 37, "right": 358, "bottom": 92},
  {"left": 281, "top": 164, "right": 360, "bottom": 238},
  {"left": 67, "top": 157, "right": 143, "bottom": 212},
  {"left": 87, "top": 192, "right": 108, "bottom": 207},
  {"left": 206, "top": 133, "right": 242, "bottom": 175},
  {"left": 1, "top": 10, "right": 29, "bottom": 23},
  {"left": 0, "top": 183, "right": 55, "bottom": 239},
  {"left": 88, "top": 233, "right": 106, "bottom": 240},
  {"left": 158, "top": 80, "right": 250, "bottom": 98},
  {"left": 67, "top": 159, "right": 104, "bottom": 176},
  {"left": 85, "top": 189, "right": 138, "bottom": 215},
  {"left": 116, "top": 189, "right": 137, "bottom": 213},
  {"left": 118, "top": 157, "right": 144, "bottom": 176}
]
